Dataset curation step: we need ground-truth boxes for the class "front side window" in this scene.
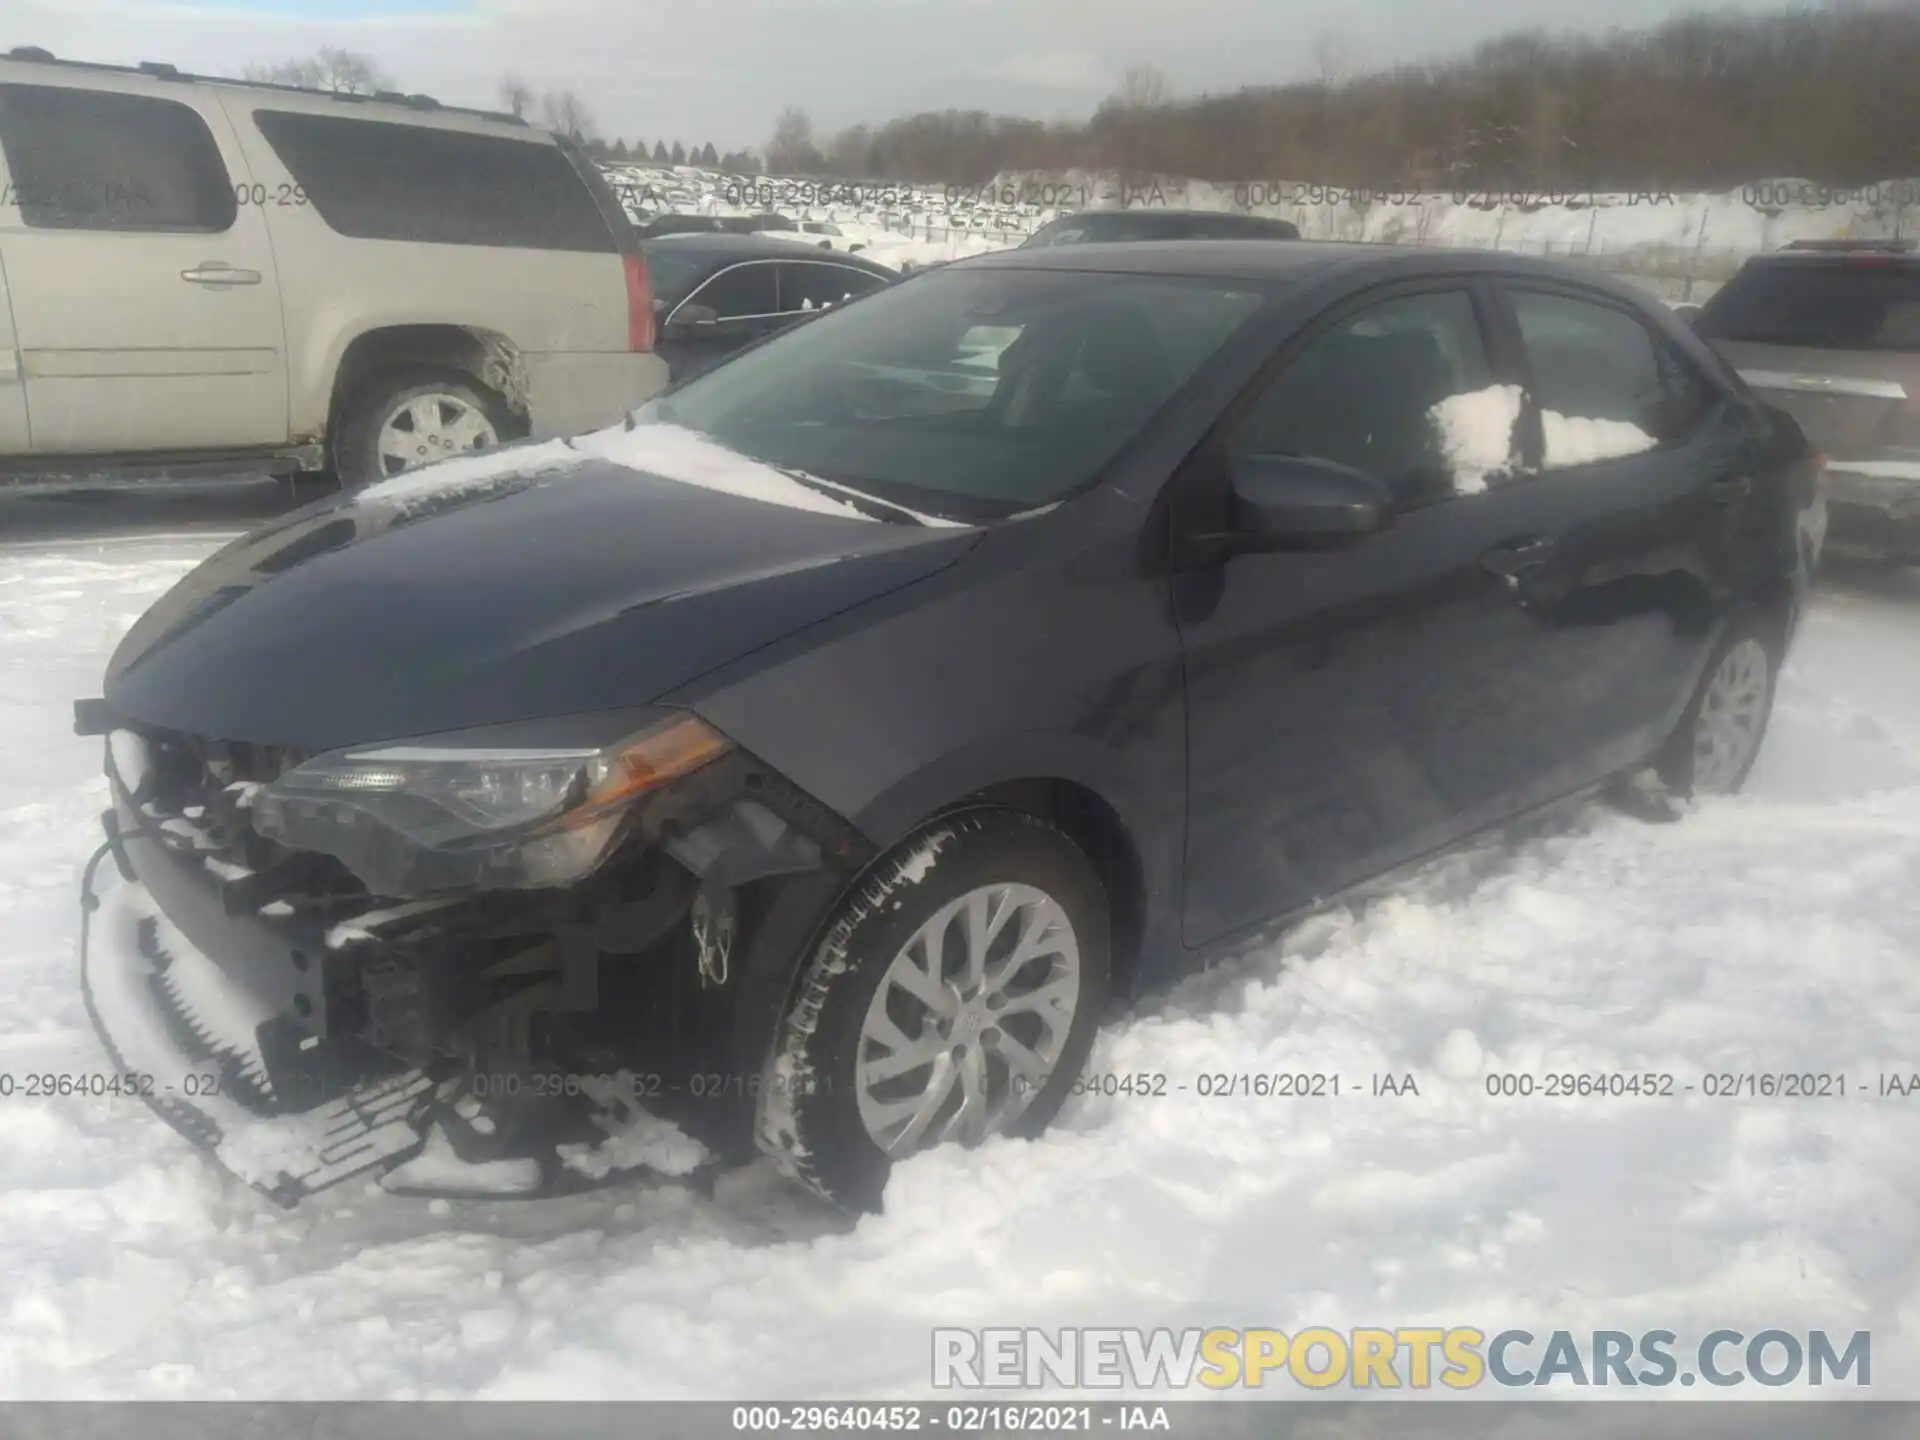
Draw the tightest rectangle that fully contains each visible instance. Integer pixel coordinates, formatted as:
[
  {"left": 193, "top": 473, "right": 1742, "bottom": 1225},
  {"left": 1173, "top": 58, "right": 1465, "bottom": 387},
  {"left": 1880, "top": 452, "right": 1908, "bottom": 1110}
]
[
  {"left": 252, "top": 111, "right": 614, "bottom": 252},
  {"left": 0, "top": 83, "right": 236, "bottom": 233},
  {"left": 1230, "top": 290, "right": 1507, "bottom": 500},
  {"left": 1510, "top": 289, "right": 1706, "bottom": 468},
  {"left": 685, "top": 262, "right": 779, "bottom": 319},
  {"left": 636, "top": 268, "right": 1270, "bottom": 521}
]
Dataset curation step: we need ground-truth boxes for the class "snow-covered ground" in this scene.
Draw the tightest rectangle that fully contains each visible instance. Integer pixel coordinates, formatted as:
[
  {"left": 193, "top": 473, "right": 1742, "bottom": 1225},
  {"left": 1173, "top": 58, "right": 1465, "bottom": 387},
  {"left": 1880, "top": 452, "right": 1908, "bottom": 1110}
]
[
  {"left": 605, "top": 160, "right": 1920, "bottom": 295},
  {"left": 2, "top": 531, "right": 1918, "bottom": 1399}
]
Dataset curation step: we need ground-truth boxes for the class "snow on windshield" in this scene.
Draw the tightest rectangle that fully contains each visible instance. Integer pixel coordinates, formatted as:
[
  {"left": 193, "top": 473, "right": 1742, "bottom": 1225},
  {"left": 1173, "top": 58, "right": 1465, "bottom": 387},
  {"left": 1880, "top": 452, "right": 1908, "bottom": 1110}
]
[
  {"left": 351, "top": 420, "right": 967, "bottom": 526},
  {"left": 1427, "top": 385, "right": 1659, "bottom": 494},
  {"left": 572, "top": 421, "right": 970, "bottom": 526}
]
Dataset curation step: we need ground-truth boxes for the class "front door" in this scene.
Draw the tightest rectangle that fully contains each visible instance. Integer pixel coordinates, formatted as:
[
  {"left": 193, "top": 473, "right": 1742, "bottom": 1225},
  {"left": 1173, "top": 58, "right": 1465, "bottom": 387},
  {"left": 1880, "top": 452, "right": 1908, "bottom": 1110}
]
[
  {"left": 0, "top": 78, "right": 288, "bottom": 454},
  {"left": 1175, "top": 282, "right": 1557, "bottom": 947}
]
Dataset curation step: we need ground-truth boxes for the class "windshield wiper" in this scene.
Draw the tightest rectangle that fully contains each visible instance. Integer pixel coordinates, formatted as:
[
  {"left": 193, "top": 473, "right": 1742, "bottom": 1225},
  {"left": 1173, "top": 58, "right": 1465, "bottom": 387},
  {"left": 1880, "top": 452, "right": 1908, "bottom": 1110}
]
[{"left": 769, "top": 465, "right": 930, "bottom": 526}]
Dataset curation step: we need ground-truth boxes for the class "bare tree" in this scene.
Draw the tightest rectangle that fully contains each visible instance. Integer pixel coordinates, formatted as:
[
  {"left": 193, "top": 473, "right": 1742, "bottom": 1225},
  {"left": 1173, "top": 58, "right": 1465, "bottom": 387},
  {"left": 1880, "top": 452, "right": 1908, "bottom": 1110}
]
[
  {"left": 1114, "top": 63, "right": 1173, "bottom": 111},
  {"left": 497, "top": 75, "right": 534, "bottom": 119},
  {"left": 539, "top": 90, "right": 596, "bottom": 142},
  {"left": 246, "top": 47, "right": 393, "bottom": 95},
  {"left": 1312, "top": 31, "right": 1356, "bottom": 88},
  {"left": 766, "top": 107, "right": 825, "bottom": 175}
]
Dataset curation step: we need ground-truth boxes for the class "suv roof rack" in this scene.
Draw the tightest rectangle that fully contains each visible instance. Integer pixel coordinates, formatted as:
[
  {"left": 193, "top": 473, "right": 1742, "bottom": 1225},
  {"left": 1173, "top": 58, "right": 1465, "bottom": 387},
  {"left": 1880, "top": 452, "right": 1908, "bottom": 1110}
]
[
  {"left": 0, "top": 47, "right": 525, "bottom": 125},
  {"left": 1778, "top": 238, "right": 1916, "bottom": 254}
]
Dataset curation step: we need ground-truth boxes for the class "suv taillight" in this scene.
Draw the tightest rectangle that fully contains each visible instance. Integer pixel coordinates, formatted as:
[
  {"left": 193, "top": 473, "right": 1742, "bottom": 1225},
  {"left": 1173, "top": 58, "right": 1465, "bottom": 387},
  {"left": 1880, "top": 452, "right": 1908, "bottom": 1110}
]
[{"left": 623, "top": 251, "right": 655, "bottom": 352}]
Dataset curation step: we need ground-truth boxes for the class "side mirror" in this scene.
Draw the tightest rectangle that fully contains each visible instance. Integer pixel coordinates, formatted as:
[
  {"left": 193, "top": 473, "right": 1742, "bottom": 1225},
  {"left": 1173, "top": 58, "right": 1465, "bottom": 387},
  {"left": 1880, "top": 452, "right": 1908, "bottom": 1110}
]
[
  {"left": 663, "top": 303, "right": 720, "bottom": 339},
  {"left": 1226, "top": 453, "right": 1392, "bottom": 551}
]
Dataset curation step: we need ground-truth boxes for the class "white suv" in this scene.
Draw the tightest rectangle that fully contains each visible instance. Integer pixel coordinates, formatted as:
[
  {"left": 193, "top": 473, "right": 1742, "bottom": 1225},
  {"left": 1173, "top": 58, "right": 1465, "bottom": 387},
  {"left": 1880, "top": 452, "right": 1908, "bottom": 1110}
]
[{"left": 0, "top": 48, "right": 668, "bottom": 487}]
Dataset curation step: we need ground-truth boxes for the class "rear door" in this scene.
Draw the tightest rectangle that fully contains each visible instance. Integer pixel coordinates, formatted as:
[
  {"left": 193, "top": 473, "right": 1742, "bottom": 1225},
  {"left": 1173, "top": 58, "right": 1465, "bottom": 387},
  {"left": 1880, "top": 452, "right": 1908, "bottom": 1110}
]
[
  {"left": 1490, "top": 281, "right": 1758, "bottom": 805},
  {"left": 0, "top": 77, "right": 288, "bottom": 453},
  {"left": 1698, "top": 261, "right": 1920, "bottom": 461}
]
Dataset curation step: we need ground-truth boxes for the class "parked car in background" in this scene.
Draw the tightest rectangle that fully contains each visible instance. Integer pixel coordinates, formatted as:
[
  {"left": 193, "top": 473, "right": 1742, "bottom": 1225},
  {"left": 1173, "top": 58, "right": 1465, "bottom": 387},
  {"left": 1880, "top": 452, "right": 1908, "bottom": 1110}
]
[
  {"left": 643, "top": 232, "right": 897, "bottom": 381},
  {"left": 78, "top": 240, "right": 1818, "bottom": 1211},
  {"left": 1681, "top": 239, "right": 1919, "bottom": 564},
  {"left": 636, "top": 213, "right": 731, "bottom": 238},
  {"left": 1021, "top": 208, "right": 1303, "bottom": 247},
  {"left": 0, "top": 48, "right": 665, "bottom": 489}
]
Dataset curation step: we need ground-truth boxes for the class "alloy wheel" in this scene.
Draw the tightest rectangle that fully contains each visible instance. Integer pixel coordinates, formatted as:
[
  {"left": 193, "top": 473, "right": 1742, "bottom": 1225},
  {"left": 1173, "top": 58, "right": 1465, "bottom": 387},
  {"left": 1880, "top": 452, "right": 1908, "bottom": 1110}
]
[
  {"left": 854, "top": 882, "right": 1082, "bottom": 1156},
  {"left": 1691, "top": 637, "right": 1770, "bottom": 794}
]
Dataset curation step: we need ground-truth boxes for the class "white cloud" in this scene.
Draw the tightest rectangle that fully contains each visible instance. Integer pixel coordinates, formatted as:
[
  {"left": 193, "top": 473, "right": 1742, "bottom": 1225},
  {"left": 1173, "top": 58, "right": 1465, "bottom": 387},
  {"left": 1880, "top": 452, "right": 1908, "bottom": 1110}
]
[
  {"left": 7, "top": 0, "right": 1809, "bottom": 154},
  {"left": 991, "top": 52, "right": 1109, "bottom": 92}
]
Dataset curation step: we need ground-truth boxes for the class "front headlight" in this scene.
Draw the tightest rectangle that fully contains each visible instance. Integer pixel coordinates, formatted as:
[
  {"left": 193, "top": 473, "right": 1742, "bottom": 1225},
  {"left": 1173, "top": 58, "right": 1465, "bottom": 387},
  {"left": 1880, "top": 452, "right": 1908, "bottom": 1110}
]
[{"left": 252, "top": 712, "right": 733, "bottom": 897}]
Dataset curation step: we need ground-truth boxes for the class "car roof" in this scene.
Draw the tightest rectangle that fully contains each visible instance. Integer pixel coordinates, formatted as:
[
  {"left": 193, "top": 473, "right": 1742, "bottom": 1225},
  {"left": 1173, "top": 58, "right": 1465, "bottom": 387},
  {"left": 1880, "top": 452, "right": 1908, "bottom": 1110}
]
[
  {"left": 949, "top": 239, "right": 1672, "bottom": 313},
  {"left": 644, "top": 232, "right": 894, "bottom": 268}
]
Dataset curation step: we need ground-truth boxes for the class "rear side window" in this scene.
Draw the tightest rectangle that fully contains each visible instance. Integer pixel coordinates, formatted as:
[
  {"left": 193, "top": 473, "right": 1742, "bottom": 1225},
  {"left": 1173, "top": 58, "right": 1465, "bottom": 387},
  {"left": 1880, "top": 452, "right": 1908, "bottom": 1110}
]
[
  {"left": 1699, "top": 263, "right": 1920, "bottom": 351},
  {"left": 252, "top": 111, "right": 614, "bottom": 252},
  {"left": 779, "top": 262, "right": 886, "bottom": 312},
  {"left": 1511, "top": 290, "right": 1709, "bottom": 465},
  {"left": 0, "top": 83, "right": 236, "bottom": 233}
]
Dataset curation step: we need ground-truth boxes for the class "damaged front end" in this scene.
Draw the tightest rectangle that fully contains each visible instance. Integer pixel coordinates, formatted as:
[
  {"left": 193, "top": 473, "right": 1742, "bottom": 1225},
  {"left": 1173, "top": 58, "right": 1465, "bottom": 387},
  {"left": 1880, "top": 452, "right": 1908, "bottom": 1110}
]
[{"left": 75, "top": 702, "right": 871, "bottom": 1206}]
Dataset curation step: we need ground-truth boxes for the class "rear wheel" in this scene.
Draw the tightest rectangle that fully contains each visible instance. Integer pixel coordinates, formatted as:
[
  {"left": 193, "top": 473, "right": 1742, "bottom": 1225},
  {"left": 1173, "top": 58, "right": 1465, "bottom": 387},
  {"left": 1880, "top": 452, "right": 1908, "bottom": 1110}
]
[
  {"left": 756, "top": 809, "right": 1109, "bottom": 1211},
  {"left": 334, "top": 369, "right": 515, "bottom": 490},
  {"left": 1657, "top": 616, "right": 1781, "bottom": 798}
]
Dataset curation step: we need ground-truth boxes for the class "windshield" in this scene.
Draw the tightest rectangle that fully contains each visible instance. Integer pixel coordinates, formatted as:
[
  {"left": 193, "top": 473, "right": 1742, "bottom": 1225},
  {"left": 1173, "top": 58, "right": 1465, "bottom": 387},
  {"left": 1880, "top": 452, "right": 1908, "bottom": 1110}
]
[{"left": 632, "top": 267, "right": 1270, "bottom": 521}]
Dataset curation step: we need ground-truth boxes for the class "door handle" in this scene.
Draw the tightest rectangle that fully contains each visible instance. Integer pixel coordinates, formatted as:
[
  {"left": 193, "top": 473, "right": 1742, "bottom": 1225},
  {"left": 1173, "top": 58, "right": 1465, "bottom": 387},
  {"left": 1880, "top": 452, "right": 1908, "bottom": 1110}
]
[
  {"left": 1708, "top": 475, "right": 1752, "bottom": 504},
  {"left": 1480, "top": 535, "right": 1557, "bottom": 580},
  {"left": 181, "top": 263, "right": 261, "bottom": 286}
]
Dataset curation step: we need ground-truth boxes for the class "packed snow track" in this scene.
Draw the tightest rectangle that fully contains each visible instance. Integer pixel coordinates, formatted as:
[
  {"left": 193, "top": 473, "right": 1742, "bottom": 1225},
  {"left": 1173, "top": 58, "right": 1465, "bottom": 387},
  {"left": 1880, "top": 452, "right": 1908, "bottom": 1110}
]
[{"left": 2, "top": 526, "right": 1918, "bottom": 1399}]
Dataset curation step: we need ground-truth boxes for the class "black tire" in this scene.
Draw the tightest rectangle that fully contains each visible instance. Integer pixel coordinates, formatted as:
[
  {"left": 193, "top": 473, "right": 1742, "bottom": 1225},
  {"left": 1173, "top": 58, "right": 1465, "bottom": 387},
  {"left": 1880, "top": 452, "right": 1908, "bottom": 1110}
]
[
  {"left": 332, "top": 368, "right": 517, "bottom": 490},
  {"left": 1652, "top": 611, "right": 1782, "bottom": 798},
  {"left": 756, "top": 809, "right": 1110, "bottom": 1212}
]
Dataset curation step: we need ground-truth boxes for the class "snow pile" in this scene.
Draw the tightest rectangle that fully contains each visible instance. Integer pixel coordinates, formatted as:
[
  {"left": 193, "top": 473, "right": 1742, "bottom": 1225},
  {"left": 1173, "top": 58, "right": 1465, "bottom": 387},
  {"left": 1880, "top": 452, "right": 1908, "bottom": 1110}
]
[
  {"left": 1429, "top": 385, "right": 1522, "bottom": 494},
  {"left": 1541, "top": 411, "right": 1658, "bottom": 468}
]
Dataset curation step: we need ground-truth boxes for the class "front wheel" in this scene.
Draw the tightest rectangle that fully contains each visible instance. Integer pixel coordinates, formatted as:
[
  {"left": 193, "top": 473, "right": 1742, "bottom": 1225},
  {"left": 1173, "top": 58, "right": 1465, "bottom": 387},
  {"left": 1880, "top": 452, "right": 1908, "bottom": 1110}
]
[
  {"left": 756, "top": 809, "right": 1110, "bottom": 1211},
  {"left": 333, "top": 369, "right": 515, "bottom": 490}
]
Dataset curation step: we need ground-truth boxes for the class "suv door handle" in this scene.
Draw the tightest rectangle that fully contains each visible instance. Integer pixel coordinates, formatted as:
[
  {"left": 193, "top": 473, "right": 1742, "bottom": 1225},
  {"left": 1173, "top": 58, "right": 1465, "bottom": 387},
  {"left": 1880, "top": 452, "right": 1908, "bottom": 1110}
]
[
  {"left": 1708, "top": 475, "right": 1752, "bottom": 504},
  {"left": 1480, "top": 535, "right": 1557, "bottom": 581},
  {"left": 181, "top": 263, "right": 261, "bottom": 286}
]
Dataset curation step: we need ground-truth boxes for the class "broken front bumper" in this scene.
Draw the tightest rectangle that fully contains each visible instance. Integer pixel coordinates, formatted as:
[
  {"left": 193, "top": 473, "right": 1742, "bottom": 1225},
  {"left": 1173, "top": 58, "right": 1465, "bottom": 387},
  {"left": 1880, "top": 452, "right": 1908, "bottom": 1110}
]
[
  {"left": 79, "top": 807, "right": 712, "bottom": 1208},
  {"left": 79, "top": 837, "right": 439, "bottom": 1206}
]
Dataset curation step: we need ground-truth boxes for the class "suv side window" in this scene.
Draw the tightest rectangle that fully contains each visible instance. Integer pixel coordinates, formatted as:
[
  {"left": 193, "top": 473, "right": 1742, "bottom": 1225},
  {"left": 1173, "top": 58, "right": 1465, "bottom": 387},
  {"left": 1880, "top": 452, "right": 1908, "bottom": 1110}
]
[
  {"left": 686, "top": 262, "right": 779, "bottom": 320},
  {"left": 1229, "top": 289, "right": 1507, "bottom": 502},
  {"left": 1510, "top": 289, "right": 1709, "bottom": 467},
  {"left": 0, "top": 84, "right": 236, "bottom": 233},
  {"left": 779, "top": 262, "right": 885, "bottom": 313},
  {"left": 251, "top": 111, "right": 614, "bottom": 252}
]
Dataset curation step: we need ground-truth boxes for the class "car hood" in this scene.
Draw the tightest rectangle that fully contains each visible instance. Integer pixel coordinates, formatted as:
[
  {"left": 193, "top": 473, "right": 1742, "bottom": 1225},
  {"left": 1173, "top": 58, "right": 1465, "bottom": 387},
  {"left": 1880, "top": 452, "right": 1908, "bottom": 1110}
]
[{"left": 104, "top": 424, "right": 979, "bottom": 751}]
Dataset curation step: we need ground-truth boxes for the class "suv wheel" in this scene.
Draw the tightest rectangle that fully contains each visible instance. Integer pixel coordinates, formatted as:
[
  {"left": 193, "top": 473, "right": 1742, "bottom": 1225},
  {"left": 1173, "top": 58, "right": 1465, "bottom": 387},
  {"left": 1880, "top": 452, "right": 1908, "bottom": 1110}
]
[
  {"left": 757, "top": 809, "right": 1110, "bottom": 1211},
  {"left": 335, "top": 369, "right": 515, "bottom": 489}
]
